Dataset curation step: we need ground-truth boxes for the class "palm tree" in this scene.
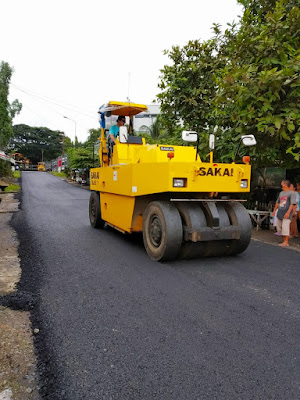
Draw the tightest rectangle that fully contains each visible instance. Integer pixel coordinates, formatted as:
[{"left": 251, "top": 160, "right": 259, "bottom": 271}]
[{"left": 148, "top": 115, "right": 162, "bottom": 139}]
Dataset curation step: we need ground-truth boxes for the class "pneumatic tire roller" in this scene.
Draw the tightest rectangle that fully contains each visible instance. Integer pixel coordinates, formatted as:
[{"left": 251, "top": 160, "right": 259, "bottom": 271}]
[
  {"left": 89, "top": 192, "right": 251, "bottom": 261},
  {"left": 89, "top": 101, "right": 256, "bottom": 262}
]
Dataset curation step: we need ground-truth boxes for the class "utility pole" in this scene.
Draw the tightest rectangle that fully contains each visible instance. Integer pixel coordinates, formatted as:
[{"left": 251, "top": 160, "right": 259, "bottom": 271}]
[
  {"left": 63, "top": 116, "right": 77, "bottom": 148},
  {"left": 61, "top": 133, "right": 65, "bottom": 157}
]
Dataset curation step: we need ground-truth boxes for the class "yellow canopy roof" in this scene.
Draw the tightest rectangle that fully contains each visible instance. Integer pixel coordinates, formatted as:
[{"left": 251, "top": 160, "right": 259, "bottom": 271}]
[{"left": 100, "top": 101, "right": 148, "bottom": 117}]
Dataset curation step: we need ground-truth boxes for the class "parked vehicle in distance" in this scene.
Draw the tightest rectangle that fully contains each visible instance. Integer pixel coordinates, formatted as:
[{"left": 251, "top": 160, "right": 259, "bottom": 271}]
[{"left": 38, "top": 162, "right": 46, "bottom": 172}]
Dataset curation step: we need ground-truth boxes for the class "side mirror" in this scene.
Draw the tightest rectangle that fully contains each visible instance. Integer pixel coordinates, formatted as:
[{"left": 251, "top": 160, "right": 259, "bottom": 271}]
[
  {"left": 182, "top": 130, "right": 198, "bottom": 142},
  {"left": 242, "top": 134, "right": 256, "bottom": 146},
  {"left": 119, "top": 126, "right": 128, "bottom": 143},
  {"left": 209, "top": 134, "right": 215, "bottom": 150},
  {"left": 233, "top": 134, "right": 257, "bottom": 162}
]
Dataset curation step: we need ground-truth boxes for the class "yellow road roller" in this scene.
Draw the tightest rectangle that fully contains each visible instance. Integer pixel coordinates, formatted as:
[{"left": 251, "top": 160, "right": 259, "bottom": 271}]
[
  {"left": 38, "top": 162, "right": 46, "bottom": 172},
  {"left": 89, "top": 100, "right": 256, "bottom": 261}
]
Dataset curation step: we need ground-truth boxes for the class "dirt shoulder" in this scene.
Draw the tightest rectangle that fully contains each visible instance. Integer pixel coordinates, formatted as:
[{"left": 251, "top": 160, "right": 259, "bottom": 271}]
[
  {"left": 251, "top": 226, "right": 300, "bottom": 252},
  {"left": 0, "top": 192, "right": 39, "bottom": 400},
  {"left": 0, "top": 173, "right": 88, "bottom": 399}
]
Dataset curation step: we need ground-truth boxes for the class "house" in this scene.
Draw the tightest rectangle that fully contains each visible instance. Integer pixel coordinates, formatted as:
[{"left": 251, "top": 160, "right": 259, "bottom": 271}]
[{"left": 134, "top": 104, "right": 160, "bottom": 134}]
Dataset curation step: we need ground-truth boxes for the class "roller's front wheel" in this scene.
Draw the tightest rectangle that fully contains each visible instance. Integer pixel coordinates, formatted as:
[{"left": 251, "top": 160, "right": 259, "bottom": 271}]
[
  {"left": 89, "top": 191, "right": 105, "bottom": 229},
  {"left": 143, "top": 201, "right": 183, "bottom": 261}
]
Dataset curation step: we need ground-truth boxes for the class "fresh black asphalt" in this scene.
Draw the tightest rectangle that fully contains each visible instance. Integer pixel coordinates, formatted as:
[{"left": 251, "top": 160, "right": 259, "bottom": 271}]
[{"left": 11, "top": 172, "right": 300, "bottom": 399}]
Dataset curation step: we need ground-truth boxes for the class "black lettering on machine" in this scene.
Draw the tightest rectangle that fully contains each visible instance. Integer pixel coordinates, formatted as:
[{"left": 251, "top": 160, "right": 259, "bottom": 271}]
[
  {"left": 198, "top": 167, "right": 234, "bottom": 177},
  {"left": 91, "top": 172, "right": 99, "bottom": 180},
  {"left": 160, "top": 146, "right": 174, "bottom": 151}
]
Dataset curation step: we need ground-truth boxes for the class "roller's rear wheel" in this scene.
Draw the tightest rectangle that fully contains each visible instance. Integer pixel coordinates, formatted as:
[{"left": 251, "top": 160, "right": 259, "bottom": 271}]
[
  {"left": 143, "top": 201, "right": 183, "bottom": 261},
  {"left": 224, "top": 202, "right": 252, "bottom": 255},
  {"left": 177, "top": 201, "right": 251, "bottom": 258},
  {"left": 89, "top": 191, "right": 105, "bottom": 229}
]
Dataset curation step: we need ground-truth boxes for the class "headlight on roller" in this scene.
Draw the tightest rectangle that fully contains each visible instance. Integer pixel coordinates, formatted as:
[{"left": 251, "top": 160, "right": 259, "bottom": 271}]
[
  {"left": 173, "top": 178, "right": 186, "bottom": 188},
  {"left": 240, "top": 179, "right": 248, "bottom": 188}
]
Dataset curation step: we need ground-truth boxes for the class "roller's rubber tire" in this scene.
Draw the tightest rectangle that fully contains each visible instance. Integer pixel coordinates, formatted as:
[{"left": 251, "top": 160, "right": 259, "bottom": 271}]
[
  {"left": 143, "top": 201, "right": 183, "bottom": 261},
  {"left": 89, "top": 191, "right": 105, "bottom": 229},
  {"left": 226, "top": 202, "right": 252, "bottom": 255},
  {"left": 178, "top": 202, "right": 251, "bottom": 258},
  {"left": 177, "top": 202, "right": 232, "bottom": 258}
]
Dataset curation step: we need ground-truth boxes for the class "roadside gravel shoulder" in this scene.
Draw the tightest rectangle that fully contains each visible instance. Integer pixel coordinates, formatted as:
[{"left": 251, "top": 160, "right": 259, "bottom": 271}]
[
  {"left": 53, "top": 174, "right": 90, "bottom": 191},
  {"left": 251, "top": 226, "right": 300, "bottom": 252},
  {"left": 0, "top": 192, "right": 39, "bottom": 400},
  {"left": 0, "top": 173, "right": 88, "bottom": 399}
]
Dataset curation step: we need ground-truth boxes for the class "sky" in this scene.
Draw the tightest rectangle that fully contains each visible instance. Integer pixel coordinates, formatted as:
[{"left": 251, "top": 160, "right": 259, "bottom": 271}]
[{"left": 1, "top": 0, "right": 243, "bottom": 143}]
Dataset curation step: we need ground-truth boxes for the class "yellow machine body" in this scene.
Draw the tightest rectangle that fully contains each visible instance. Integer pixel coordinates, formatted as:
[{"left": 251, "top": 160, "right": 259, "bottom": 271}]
[
  {"left": 90, "top": 101, "right": 254, "bottom": 261},
  {"left": 38, "top": 162, "right": 46, "bottom": 172},
  {"left": 90, "top": 143, "right": 251, "bottom": 233}
]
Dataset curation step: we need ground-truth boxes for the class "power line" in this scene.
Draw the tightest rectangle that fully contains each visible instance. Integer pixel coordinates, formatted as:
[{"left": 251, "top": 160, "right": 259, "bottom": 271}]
[
  {"left": 11, "top": 84, "right": 98, "bottom": 120},
  {"left": 12, "top": 93, "right": 96, "bottom": 141},
  {"left": 12, "top": 85, "right": 97, "bottom": 134},
  {"left": 18, "top": 85, "right": 96, "bottom": 114},
  {"left": 20, "top": 104, "right": 57, "bottom": 127},
  {"left": 13, "top": 85, "right": 73, "bottom": 118},
  {"left": 12, "top": 83, "right": 97, "bottom": 117}
]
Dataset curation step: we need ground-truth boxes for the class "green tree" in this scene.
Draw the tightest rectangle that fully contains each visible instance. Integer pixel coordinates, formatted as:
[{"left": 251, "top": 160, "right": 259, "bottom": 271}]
[
  {"left": 157, "top": 0, "right": 300, "bottom": 165},
  {"left": 11, "top": 124, "right": 64, "bottom": 164},
  {"left": 62, "top": 134, "right": 72, "bottom": 154},
  {"left": 148, "top": 115, "right": 163, "bottom": 139},
  {"left": 157, "top": 36, "right": 223, "bottom": 134},
  {"left": 66, "top": 128, "right": 101, "bottom": 170},
  {"left": 85, "top": 128, "right": 101, "bottom": 146},
  {"left": 0, "top": 61, "right": 22, "bottom": 148},
  {"left": 215, "top": 0, "right": 300, "bottom": 164},
  {"left": 157, "top": 27, "right": 238, "bottom": 159},
  {"left": 67, "top": 147, "right": 94, "bottom": 169}
]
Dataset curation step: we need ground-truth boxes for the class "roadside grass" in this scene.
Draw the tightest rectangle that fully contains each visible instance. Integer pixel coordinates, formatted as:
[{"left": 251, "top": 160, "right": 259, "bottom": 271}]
[
  {"left": 4, "top": 184, "right": 20, "bottom": 192},
  {"left": 13, "top": 170, "right": 21, "bottom": 179},
  {"left": 49, "top": 171, "right": 67, "bottom": 178}
]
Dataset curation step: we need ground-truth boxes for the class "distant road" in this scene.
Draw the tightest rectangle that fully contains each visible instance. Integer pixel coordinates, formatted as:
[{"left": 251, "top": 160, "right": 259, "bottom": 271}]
[{"left": 13, "top": 171, "right": 300, "bottom": 400}]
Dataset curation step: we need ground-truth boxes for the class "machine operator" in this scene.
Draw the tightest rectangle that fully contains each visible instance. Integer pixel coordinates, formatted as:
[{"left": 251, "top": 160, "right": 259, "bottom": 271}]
[{"left": 109, "top": 115, "right": 126, "bottom": 144}]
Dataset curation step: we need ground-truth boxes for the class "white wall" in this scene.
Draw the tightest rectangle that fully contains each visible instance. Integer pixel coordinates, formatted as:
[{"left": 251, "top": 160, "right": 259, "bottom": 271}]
[{"left": 134, "top": 105, "right": 160, "bottom": 134}]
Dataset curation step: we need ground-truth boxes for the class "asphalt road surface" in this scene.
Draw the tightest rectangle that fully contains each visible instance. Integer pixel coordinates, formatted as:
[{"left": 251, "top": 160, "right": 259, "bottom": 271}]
[{"left": 13, "top": 172, "right": 300, "bottom": 400}]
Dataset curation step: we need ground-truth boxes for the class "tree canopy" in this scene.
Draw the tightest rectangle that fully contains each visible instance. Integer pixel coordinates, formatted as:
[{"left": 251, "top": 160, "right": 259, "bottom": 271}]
[
  {"left": 11, "top": 124, "right": 64, "bottom": 164},
  {"left": 157, "top": 0, "right": 300, "bottom": 166},
  {"left": 0, "top": 61, "right": 22, "bottom": 148},
  {"left": 66, "top": 128, "right": 101, "bottom": 170}
]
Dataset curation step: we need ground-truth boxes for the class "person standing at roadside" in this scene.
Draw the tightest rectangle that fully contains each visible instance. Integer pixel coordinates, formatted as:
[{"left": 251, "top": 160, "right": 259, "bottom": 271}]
[
  {"left": 296, "top": 181, "right": 300, "bottom": 231},
  {"left": 289, "top": 183, "right": 299, "bottom": 238},
  {"left": 272, "top": 180, "right": 297, "bottom": 247}
]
